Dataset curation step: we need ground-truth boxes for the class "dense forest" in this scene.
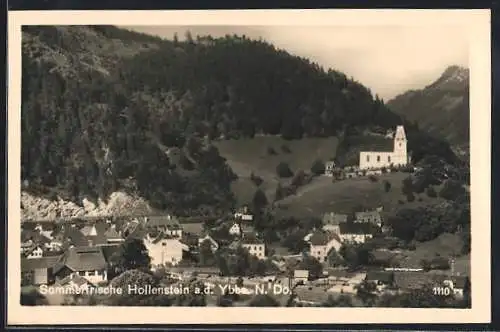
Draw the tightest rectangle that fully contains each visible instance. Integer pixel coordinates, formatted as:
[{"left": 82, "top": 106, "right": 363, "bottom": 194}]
[{"left": 21, "top": 25, "right": 458, "bottom": 214}]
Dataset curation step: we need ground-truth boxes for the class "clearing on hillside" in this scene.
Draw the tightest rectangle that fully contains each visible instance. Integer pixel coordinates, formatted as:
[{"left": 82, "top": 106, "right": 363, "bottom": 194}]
[
  {"left": 214, "top": 136, "right": 339, "bottom": 206},
  {"left": 273, "top": 172, "right": 413, "bottom": 219}
]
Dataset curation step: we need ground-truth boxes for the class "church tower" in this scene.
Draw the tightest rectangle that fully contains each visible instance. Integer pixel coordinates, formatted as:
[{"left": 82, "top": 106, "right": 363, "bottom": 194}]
[{"left": 393, "top": 125, "right": 408, "bottom": 166}]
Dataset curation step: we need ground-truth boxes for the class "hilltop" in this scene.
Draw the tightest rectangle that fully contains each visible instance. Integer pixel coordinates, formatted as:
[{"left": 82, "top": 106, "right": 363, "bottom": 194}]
[
  {"left": 387, "top": 65, "right": 470, "bottom": 146},
  {"left": 21, "top": 25, "right": 457, "bottom": 218}
]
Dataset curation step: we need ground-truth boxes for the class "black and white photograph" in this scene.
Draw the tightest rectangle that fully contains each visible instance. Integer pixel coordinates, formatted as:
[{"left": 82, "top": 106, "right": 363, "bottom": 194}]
[{"left": 8, "top": 9, "right": 491, "bottom": 325}]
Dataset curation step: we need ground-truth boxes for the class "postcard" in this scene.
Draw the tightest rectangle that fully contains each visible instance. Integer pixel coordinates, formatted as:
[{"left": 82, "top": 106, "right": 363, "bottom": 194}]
[{"left": 7, "top": 9, "right": 491, "bottom": 325}]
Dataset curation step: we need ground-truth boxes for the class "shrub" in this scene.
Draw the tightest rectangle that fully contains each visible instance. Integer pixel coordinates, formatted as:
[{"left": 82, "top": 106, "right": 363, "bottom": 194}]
[
  {"left": 402, "top": 176, "right": 414, "bottom": 195},
  {"left": 267, "top": 146, "right": 277, "bottom": 155},
  {"left": 291, "top": 170, "right": 308, "bottom": 187},
  {"left": 426, "top": 186, "right": 437, "bottom": 198},
  {"left": 406, "top": 192, "right": 415, "bottom": 202},
  {"left": 250, "top": 172, "right": 263, "bottom": 187},
  {"left": 310, "top": 159, "right": 326, "bottom": 176},
  {"left": 381, "top": 167, "right": 388, "bottom": 174},
  {"left": 383, "top": 180, "right": 391, "bottom": 193},
  {"left": 276, "top": 162, "right": 294, "bottom": 178},
  {"left": 368, "top": 175, "right": 378, "bottom": 182},
  {"left": 281, "top": 144, "right": 291, "bottom": 154},
  {"left": 439, "top": 180, "right": 466, "bottom": 201}
]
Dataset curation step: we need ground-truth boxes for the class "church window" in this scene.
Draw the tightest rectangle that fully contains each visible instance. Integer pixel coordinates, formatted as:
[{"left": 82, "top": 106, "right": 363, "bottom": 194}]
[
  {"left": 366, "top": 155, "right": 370, "bottom": 162},
  {"left": 399, "top": 143, "right": 402, "bottom": 148},
  {"left": 388, "top": 156, "right": 391, "bottom": 162},
  {"left": 377, "top": 155, "right": 380, "bottom": 162}
]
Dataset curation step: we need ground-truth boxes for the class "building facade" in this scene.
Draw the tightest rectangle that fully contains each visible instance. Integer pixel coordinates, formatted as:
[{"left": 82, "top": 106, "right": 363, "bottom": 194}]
[{"left": 359, "top": 125, "right": 408, "bottom": 170}]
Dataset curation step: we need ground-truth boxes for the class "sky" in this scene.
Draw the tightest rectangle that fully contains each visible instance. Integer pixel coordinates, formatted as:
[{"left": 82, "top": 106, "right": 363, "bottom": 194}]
[{"left": 123, "top": 25, "right": 469, "bottom": 100}]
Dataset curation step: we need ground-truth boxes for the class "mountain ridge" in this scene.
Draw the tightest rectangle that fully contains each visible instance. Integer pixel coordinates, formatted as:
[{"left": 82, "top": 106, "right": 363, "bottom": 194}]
[{"left": 387, "top": 65, "right": 469, "bottom": 145}]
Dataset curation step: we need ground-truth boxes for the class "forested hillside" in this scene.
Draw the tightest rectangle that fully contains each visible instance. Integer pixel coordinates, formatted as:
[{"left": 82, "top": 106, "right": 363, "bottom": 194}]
[
  {"left": 21, "top": 25, "right": 457, "bottom": 216},
  {"left": 387, "top": 65, "right": 469, "bottom": 146}
]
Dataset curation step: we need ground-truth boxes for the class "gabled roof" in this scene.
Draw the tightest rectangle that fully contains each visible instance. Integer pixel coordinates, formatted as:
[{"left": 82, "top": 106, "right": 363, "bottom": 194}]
[
  {"left": 104, "top": 227, "right": 123, "bottom": 240},
  {"left": 59, "top": 226, "right": 89, "bottom": 248},
  {"left": 241, "top": 233, "right": 264, "bottom": 245},
  {"left": 23, "top": 245, "right": 44, "bottom": 256},
  {"left": 100, "top": 244, "right": 122, "bottom": 262},
  {"left": 294, "top": 270, "right": 309, "bottom": 278},
  {"left": 358, "top": 136, "right": 394, "bottom": 153},
  {"left": 146, "top": 215, "right": 180, "bottom": 228},
  {"left": 310, "top": 230, "right": 341, "bottom": 246},
  {"left": 339, "top": 222, "right": 374, "bottom": 235},
  {"left": 53, "top": 246, "right": 108, "bottom": 274},
  {"left": 355, "top": 211, "right": 382, "bottom": 221},
  {"left": 322, "top": 212, "right": 348, "bottom": 226},
  {"left": 21, "top": 256, "right": 61, "bottom": 272},
  {"left": 366, "top": 270, "right": 394, "bottom": 283},
  {"left": 21, "top": 229, "right": 51, "bottom": 245}
]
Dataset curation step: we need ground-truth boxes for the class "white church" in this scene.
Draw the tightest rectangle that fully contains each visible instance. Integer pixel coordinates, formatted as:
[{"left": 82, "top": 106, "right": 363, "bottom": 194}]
[{"left": 359, "top": 125, "right": 409, "bottom": 170}]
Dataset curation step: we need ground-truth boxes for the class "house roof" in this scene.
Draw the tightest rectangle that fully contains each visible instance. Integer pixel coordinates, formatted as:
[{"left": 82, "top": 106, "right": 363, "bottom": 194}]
[
  {"left": 59, "top": 226, "right": 89, "bottom": 248},
  {"left": 357, "top": 136, "right": 394, "bottom": 153},
  {"left": 366, "top": 270, "right": 394, "bottom": 283},
  {"left": 242, "top": 233, "right": 264, "bottom": 245},
  {"left": 355, "top": 211, "right": 382, "bottom": 222},
  {"left": 21, "top": 229, "right": 51, "bottom": 245},
  {"left": 21, "top": 256, "right": 61, "bottom": 272},
  {"left": 310, "top": 230, "right": 341, "bottom": 246},
  {"left": 100, "top": 244, "right": 122, "bottom": 262},
  {"left": 181, "top": 223, "right": 205, "bottom": 235},
  {"left": 339, "top": 222, "right": 374, "bottom": 235},
  {"left": 146, "top": 215, "right": 180, "bottom": 228},
  {"left": 104, "top": 227, "right": 122, "bottom": 240},
  {"left": 322, "top": 212, "right": 348, "bottom": 226},
  {"left": 294, "top": 270, "right": 309, "bottom": 278},
  {"left": 53, "top": 246, "right": 108, "bottom": 274}
]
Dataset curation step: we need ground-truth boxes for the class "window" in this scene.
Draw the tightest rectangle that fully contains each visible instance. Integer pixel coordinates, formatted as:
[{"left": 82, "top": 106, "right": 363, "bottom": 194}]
[
  {"left": 78, "top": 271, "right": 85, "bottom": 276},
  {"left": 324, "top": 257, "right": 327, "bottom": 262},
  {"left": 399, "top": 143, "right": 402, "bottom": 148},
  {"left": 317, "top": 251, "right": 321, "bottom": 255},
  {"left": 366, "top": 155, "right": 370, "bottom": 162},
  {"left": 377, "top": 155, "right": 380, "bottom": 162},
  {"left": 162, "top": 242, "right": 166, "bottom": 246},
  {"left": 388, "top": 156, "right": 391, "bottom": 162}
]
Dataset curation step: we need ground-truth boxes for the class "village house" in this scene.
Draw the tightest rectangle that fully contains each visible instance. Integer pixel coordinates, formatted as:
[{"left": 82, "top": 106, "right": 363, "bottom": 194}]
[
  {"left": 322, "top": 212, "right": 348, "bottom": 233},
  {"left": 309, "top": 230, "right": 343, "bottom": 263},
  {"left": 146, "top": 215, "right": 183, "bottom": 238},
  {"left": 229, "top": 222, "right": 242, "bottom": 236},
  {"left": 53, "top": 246, "right": 109, "bottom": 285},
  {"left": 198, "top": 232, "right": 219, "bottom": 252},
  {"left": 104, "top": 224, "right": 125, "bottom": 244},
  {"left": 359, "top": 125, "right": 408, "bottom": 170},
  {"left": 294, "top": 269, "right": 309, "bottom": 285},
  {"left": 324, "top": 161, "right": 336, "bottom": 177},
  {"left": 144, "top": 232, "right": 190, "bottom": 268},
  {"left": 24, "top": 245, "right": 44, "bottom": 259},
  {"left": 241, "top": 235, "right": 266, "bottom": 259},
  {"left": 355, "top": 210, "right": 383, "bottom": 227},
  {"left": 234, "top": 206, "right": 253, "bottom": 222},
  {"left": 21, "top": 256, "right": 61, "bottom": 286},
  {"left": 365, "top": 270, "right": 395, "bottom": 292},
  {"left": 339, "top": 222, "right": 374, "bottom": 243}
]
